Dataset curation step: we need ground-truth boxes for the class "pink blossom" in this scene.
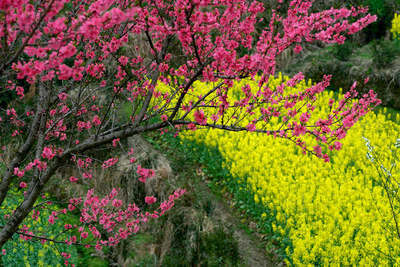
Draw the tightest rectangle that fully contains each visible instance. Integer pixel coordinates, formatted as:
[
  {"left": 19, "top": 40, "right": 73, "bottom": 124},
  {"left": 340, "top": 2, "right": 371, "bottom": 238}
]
[
  {"left": 334, "top": 141, "right": 343, "bottom": 150},
  {"left": 299, "top": 112, "right": 310, "bottom": 124},
  {"left": 44, "top": 17, "right": 66, "bottom": 35},
  {"left": 118, "top": 56, "right": 128, "bottom": 66},
  {"left": 92, "top": 115, "right": 101, "bottom": 126},
  {"left": 294, "top": 45, "right": 303, "bottom": 54},
  {"left": 161, "top": 114, "right": 168, "bottom": 121},
  {"left": 112, "top": 138, "right": 120, "bottom": 147},
  {"left": 58, "top": 92, "right": 68, "bottom": 101},
  {"left": 313, "top": 145, "right": 322, "bottom": 156},
  {"left": 159, "top": 63, "right": 169, "bottom": 72},
  {"left": 145, "top": 196, "right": 157, "bottom": 205},
  {"left": 187, "top": 123, "right": 196, "bottom": 131},
  {"left": 194, "top": 110, "right": 207, "bottom": 125},
  {"left": 15, "top": 86, "right": 24, "bottom": 99},
  {"left": 112, "top": 199, "right": 123, "bottom": 208},
  {"left": 58, "top": 64, "right": 73, "bottom": 80},
  {"left": 82, "top": 172, "right": 92, "bottom": 179},
  {"left": 137, "top": 165, "right": 155, "bottom": 183},
  {"left": 69, "top": 176, "right": 79, "bottom": 183},
  {"left": 13, "top": 167, "right": 24, "bottom": 178},
  {"left": 81, "top": 232, "right": 89, "bottom": 239},
  {"left": 42, "top": 147, "right": 55, "bottom": 160},
  {"left": 48, "top": 215, "right": 55, "bottom": 224},
  {"left": 59, "top": 43, "right": 77, "bottom": 59},
  {"left": 102, "top": 158, "right": 119, "bottom": 169},
  {"left": 293, "top": 122, "right": 306, "bottom": 136},
  {"left": 246, "top": 123, "right": 256, "bottom": 132}
]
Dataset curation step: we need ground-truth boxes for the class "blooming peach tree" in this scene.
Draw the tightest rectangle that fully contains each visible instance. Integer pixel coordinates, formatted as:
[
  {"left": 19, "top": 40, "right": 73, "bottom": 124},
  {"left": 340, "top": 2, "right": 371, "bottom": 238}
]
[{"left": 0, "top": 0, "right": 379, "bottom": 263}]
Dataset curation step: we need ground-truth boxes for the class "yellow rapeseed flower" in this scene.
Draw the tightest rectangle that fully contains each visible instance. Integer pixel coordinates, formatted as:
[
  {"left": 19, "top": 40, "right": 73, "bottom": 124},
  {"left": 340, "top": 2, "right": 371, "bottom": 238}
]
[
  {"left": 392, "top": 13, "right": 400, "bottom": 39},
  {"left": 177, "top": 74, "right": 400, "bottom": 264}
]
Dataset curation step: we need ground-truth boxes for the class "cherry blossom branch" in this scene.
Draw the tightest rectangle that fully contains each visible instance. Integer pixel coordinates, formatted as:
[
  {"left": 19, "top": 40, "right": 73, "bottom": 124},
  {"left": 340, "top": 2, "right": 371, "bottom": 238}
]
[{"left": 0, "top": 0, "right": 56, "bottom": 76}]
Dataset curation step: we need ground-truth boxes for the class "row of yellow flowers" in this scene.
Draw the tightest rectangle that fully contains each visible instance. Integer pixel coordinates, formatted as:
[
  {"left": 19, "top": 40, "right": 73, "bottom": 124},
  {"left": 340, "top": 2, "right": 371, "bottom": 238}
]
[{"left": 167, "top": 74, "right": 400, "bottom": 265}]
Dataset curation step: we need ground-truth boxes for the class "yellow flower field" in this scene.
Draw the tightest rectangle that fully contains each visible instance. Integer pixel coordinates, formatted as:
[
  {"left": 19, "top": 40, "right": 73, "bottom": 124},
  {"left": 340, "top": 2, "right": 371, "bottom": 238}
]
[{"left": 171, "top": 75, "right": 400, "bottom": 265}]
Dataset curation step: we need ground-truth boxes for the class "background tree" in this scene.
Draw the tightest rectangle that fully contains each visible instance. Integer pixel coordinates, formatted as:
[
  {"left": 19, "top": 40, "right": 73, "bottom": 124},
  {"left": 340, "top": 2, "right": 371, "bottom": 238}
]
[
  {"left": 0, "top": 0, "right": 379, "bottom": 262},
  {"left": 278, "top": 1, "right": 400, "bottom": 109}
]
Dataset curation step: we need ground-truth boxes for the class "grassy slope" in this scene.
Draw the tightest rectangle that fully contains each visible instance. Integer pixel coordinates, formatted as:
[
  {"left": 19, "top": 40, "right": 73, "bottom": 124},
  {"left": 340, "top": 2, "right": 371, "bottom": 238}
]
[{"left": 137, "top": 131, "right": 283, "bottom": 266}]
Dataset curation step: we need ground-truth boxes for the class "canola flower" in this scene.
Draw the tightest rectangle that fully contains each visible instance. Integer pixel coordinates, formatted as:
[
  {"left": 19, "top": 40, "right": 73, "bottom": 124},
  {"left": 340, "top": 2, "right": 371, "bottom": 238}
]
[
  {"left": 392, "top": 13, "right": 400, "bottom": 39},
  {"left": 172, "top": 74, "right": 400, "bottom": 265}
]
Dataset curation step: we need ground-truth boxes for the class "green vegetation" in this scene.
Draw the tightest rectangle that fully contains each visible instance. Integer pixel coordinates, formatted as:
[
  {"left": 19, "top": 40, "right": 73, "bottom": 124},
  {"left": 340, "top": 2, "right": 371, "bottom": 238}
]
[
  {"left": 0, "top": 164, "right": 78, "bottom": 266},
  {"left": 283, "top": 38, "right": 400, "bottom": 108}
]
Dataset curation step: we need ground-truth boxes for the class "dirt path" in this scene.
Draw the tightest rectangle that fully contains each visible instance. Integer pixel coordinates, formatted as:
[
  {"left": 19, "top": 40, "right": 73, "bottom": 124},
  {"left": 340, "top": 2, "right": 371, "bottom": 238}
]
[{"left": 198, "top": 181, "right": 278, "bottom": 267}]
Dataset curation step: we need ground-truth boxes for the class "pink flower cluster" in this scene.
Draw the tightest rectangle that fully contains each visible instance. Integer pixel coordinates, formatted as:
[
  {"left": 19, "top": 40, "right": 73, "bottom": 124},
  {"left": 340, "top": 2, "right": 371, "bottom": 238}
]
[
  {"left": 102, "top": 157, "right": 119, "bottom": 169},
  {"left": 136, "top": 165, "right": 155, "bottom": 183},
  {"left": 42, "top": 147, "right": 56, "bottom": 160},
  {"left": 61, "top": 187, "right": 186, "bottom": 249}
]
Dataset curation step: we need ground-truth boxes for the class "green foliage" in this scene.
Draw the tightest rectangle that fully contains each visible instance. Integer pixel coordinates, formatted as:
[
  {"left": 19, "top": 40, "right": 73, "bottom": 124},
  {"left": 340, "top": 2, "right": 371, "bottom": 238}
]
[
  {"left": 79, "top": 256, "right": 109, "bottom": 267},
  {"left": 0, "top": 189, "right": 78, "bottom": 266},
  {"left": 197, "top": 227, "right": 239, "bottom": 266},
  {"left": 371, "top": 39, "right": 400, "bottom": 68},
  {"left": 76, "top": 245, "right": 109, "bottom": 267},
  {"left": 284, "top": 37, "right": 400, "bottom": 109},
  {"left": 331, "top": 42, "right": 356, "bottom": 62}
]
